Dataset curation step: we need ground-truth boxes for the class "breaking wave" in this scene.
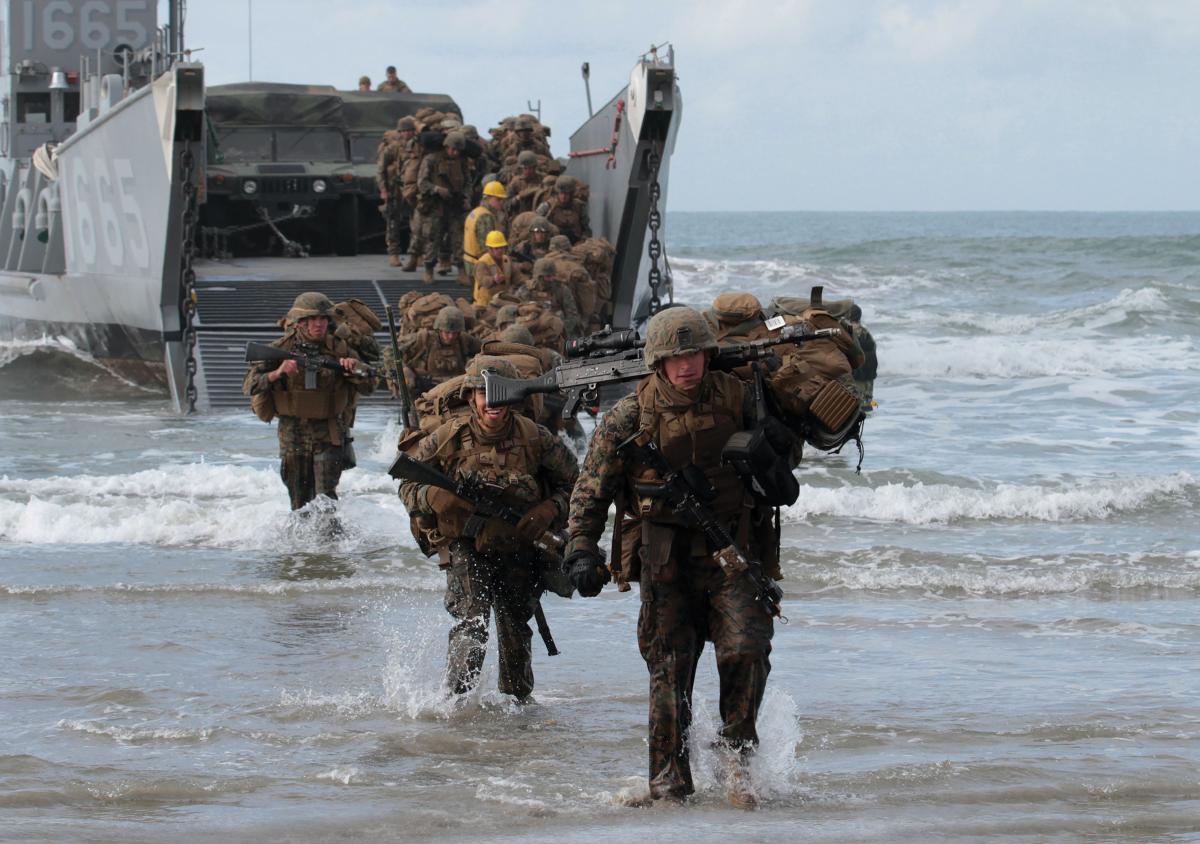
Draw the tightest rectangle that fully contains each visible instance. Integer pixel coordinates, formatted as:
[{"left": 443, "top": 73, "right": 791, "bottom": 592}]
[
  {"left": 783, "top": 472, "right": 1195, "bottom": 525},
  {"left": 0, "top": 338, "right": 161, "bottom": 400},
  {"left": 0, "top": 461, "right": 413, "bottom": 550},
  {"left": 788, "top": 548, "right": 1200, "bottom": 597}
]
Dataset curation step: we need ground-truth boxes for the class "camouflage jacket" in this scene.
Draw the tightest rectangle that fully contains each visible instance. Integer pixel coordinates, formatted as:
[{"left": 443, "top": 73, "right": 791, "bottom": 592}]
[
  {"left": 566, "top": 372, "right": 757, "bottom": 554},
  {"left": 399, "top": 413, "right": 579, "bottom": 546}
]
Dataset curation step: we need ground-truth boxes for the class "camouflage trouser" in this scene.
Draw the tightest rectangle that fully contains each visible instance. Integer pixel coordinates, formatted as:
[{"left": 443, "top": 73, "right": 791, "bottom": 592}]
[
  {"left": 419, "top": 205, "right": 466, "bottom": 268},
  {"left": 277, "top": 416, "right": 343, "bottom": 511},
  {"left": 637, "top": 535, "right": 773, "bottom": 800},
  {"left": 384, "top": 197, "right": 410, "bottom": 256},
  {"left": 408, "top": 208, "right": 425, "bottom": 259},
  {"left": 443, "top": 540, "right": 539, "bottom": 698}
]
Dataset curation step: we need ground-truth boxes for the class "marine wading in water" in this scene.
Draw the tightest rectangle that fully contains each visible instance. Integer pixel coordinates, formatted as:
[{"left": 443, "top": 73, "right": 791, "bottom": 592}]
[{"left": 244, "top": 279, "right": 871, "bottom": 810}]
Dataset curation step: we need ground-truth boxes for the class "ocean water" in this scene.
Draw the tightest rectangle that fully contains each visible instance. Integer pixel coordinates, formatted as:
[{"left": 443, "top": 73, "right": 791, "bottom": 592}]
[{"left": 1, "top": 211, "right": 1198, "bottom": 842}]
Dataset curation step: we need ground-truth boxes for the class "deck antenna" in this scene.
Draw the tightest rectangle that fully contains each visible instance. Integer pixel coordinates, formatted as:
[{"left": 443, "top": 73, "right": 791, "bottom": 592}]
[
  {"left": 526, "top": 99, "right": 541, "bottom": 123},
  {"left": 248, "top": 0, "right": 254, "bottom": 80},
  {"left": 582, "top": 62, "right": 593, "bottom": 117}
]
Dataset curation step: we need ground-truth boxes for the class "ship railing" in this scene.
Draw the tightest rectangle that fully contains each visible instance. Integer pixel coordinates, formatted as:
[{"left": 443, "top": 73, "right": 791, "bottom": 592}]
[{"left": 639, "top": 43, "right": 675, "bottom": 68}]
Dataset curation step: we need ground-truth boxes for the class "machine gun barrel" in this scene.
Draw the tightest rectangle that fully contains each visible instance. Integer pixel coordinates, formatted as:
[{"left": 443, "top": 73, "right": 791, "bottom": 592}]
[{"left": 483, "top": 326, "right": 840, "bottom": 418}]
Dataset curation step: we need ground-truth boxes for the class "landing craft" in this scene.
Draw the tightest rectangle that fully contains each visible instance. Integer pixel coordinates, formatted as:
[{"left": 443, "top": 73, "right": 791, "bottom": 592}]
[{"left": 0, "top": 0, "right": 681, "bottom": 412}]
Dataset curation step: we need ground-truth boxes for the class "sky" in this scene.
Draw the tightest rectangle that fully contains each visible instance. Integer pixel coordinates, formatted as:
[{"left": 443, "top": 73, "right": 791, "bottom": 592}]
[{"left": 175, "top": 0, "right": 1200, "bottom": 212}]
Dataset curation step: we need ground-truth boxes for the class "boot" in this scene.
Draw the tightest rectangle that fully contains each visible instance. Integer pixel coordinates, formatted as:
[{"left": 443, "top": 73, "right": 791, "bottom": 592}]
[
  {"left": 436, "top": 260, "right": 452, "bottom": 276},
  {"left": 456, "top": 265, "right": 470, "bottom": 286},
  {"left": 387, "top": 254, "right": 401, "bottom": 267},
  {"left": 401, "top": 253, "right": 419, "bottom": 272},
  {"left": 422, "top": 264, "right": 435, "bottom": 285},
  {"left": 725, "top": 759, "right": 757, "bottom": 811}
]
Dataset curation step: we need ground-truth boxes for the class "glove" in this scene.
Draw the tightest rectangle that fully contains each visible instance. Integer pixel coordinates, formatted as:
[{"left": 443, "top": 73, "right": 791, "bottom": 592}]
[
  {"left": 424, "top": 486, "right": 470, "bottom": 518},
  {"left": 566, "top": 549, "right": 609, "bottom": 598},
  {"left": 515, "top": 500, "right": 558, "bottom": 544}
]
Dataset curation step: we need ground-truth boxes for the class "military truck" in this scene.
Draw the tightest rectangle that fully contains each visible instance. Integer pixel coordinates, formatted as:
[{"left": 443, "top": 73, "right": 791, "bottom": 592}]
[{"left": 201, "top": 83, "right": 360, "bottom": 257}]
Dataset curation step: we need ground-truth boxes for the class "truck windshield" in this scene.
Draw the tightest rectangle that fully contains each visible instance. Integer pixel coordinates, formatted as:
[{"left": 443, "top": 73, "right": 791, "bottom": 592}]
[
  {"left": 276, "top": 128, "right": 348, "bottom": 162},
  {"left": 349, "top": 136, "right": 383, "bottom": 164},
  {"left": 216, "top": 128, "right": 273, "bottom": 162}
]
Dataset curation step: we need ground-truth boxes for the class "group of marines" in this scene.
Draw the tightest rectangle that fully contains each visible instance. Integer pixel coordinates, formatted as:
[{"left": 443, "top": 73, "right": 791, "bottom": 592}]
[
  {"left": 244, "top": 278, "right": 877, "bottom": 809},
  {"left": 374, "top": 110, "right": 609, "bottom": 340}
]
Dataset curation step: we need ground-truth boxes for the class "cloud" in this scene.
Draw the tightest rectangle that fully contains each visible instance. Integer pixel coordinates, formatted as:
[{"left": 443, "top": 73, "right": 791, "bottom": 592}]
[
  {"left": 675, "top": 0, "right": 812, "bottom": 51},
  {"left": 876, "top": 1, "right": 995, "bottom": 61}
]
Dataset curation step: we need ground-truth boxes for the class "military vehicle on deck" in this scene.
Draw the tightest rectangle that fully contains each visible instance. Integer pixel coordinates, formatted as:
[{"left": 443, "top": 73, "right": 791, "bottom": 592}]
[{"left": 201, "top": 83, "right": 360, "bottom": 258}]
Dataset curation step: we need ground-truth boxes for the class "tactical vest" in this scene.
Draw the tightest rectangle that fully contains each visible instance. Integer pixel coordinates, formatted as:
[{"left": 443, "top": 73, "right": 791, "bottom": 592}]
[
  {"left": 269, "top": 334, "right": 354, "bottom": 443},
  {"left": 462, "top": 205, "right": 494, "bottom": 265},
  {"left": 433, "top": 154, "right": 467, "bottom": 199},
  {"left": 414, "top": 331, "right": 471, "bottom": 380},
  {"left": 631, "top": 372, "right": 748, "bottom": 527},
  {"left": 428, "top": 414, "right": 546, "bottom": 548},
  {"left": 546, "top": 199, "right": 584, "bottom": 241}
]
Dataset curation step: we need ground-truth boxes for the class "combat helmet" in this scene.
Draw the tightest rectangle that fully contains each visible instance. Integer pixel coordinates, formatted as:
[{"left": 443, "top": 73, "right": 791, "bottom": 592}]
[
  {"left": 554, "top": 174, "right": 577, "bottom": 194},
  {"left": 495, "top": 304, "right": 521, "bottom": 328},
  {"left": 643, "top": 307, "right": 719, "bottom": 367},
  {"left": 460, "top": 354, "right": 518, "bottom": 397},
  {"left": 529, "top": 215, "right": 551, "bottom": 233},
  {"left": 396, "top": 115, "right": 417, "bottom": 131},
  {"left": 514, "top": 116, "right": 533, "bottom": 132},
  {"left": 711, "top": 291, "right": 763, "bottom": 324},
  {"left": 461, "top": 124, "right": 479, "bottom": 140},
  {"left": 517, "top": 150, "right": 538, "bottom": 168},
  {"left": 286, "top": 291, "right": 334, "bottom": 323},
  {"left": 532, "top": 257, "right": 557, "bottom": 280},
  {"left": 498, "top": 324, "right": 536, "bottom": 346},
  {"left": 443, "top": 131, "right": 466, "bottom": 151},
  {"left": 548, "top": 235, "right": 571, "bottom": 252},
  {"left": 434, "top": 305, "right": 466, "bottom": 333}
]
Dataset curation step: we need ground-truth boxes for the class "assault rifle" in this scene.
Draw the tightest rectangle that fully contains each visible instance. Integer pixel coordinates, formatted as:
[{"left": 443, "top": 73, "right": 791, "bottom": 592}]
[
  {"left": 245, "top": 341, "right": 377, "bottom": 389},
  {"left": 388, "top": 453, "right": 571, "bottom": 655},
  {"left": 384, "top": 305, "right": 419, "bottom": 431},
  {"left": 617, "top": 434, "right": 787, "bottom": 622},
  {"left": 483, "top": 325, "right": 841, "bottom": 418}
]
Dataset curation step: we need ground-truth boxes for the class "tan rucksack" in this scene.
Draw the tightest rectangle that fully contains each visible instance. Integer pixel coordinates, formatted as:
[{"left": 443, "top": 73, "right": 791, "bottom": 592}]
[{"left": 405, "top": 292, "right": 455, "bottom": 331}]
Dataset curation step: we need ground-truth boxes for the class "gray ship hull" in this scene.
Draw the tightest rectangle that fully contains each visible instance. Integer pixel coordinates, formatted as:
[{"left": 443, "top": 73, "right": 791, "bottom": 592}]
[{"left": 0, "top": 65, "right": 202, "bottom": 391}]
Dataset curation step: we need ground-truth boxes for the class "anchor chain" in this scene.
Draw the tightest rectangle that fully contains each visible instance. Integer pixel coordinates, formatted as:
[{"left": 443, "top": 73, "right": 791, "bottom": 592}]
[
  {"left": 645, "top": 145, "right": 670, "bottom": 317},
  {"left": 178, "top": 139, "right": 200, "bottom": 414}
]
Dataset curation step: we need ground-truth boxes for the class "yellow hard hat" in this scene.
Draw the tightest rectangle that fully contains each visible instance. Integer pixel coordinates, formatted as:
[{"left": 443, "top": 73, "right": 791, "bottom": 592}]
[
  {"left": 483, "top": 180, "right": 508, "bottom": 199},
  {"left": 485, "top": 230, "right": 508, "bottom": 249}
]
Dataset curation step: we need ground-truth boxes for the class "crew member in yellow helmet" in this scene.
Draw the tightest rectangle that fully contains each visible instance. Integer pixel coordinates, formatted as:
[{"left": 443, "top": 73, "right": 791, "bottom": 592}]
[
  {"left": 463, "top": 181, "right": 508, "bottom": 278},
  {"left": 473, "top": 230, "right": 514, "bottom": 307}
]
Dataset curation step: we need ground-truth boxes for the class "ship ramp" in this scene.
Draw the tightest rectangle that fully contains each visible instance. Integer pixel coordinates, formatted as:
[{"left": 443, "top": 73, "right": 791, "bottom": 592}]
[{"left": 192, "top": 256, "right": 464, "bottom": 410}]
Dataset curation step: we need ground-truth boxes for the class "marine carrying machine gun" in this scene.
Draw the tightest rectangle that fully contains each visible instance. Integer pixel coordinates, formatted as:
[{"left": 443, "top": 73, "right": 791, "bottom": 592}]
[
  {"left": 387, "top": 453, "right": 573, "bottom": 656},
  {"left": 483, "top": 324, "right": 841, "bottom": 418}
]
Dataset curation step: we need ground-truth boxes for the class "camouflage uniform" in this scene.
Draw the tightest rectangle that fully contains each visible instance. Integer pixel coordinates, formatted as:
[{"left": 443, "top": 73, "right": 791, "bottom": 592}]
[
  {"left": 244, "top": 294, "right": 372, "bottom": 510},
  {"left": 377, "top": 77, "right": 412, "bottom": 93},
  {"left": 515, "top": 257, "right": 582, "bottom": 338},
  {"left": 417, "top": 133, "right": 470, "bottom": 282},
  {"left": 398, "top": 357, "right": 579, "bottom": 698},
  {"left": 565, "top": 308, "right": 777, "bottom": 804},
  {"left": 377, "top": 118, "right": 417, "bottom": 260},
  {"left": 535, "top": 176, "right": 591, "bottom": 244},
  {"left": 848, "top": 305, "right": 877, "bottom": 410},
  {"left": 396, "top": 307, "right": 483, "bottom": 392}
]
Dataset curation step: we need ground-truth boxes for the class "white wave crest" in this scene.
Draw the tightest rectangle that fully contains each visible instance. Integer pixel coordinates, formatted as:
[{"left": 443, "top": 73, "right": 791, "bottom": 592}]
[
  {"left": 783, "top": 472, "right": 1194, "bottom": 525},
  {"left": 0, "top": 461, "right": 413, "bottom": 550},
  {"left": 668, "top": 257, "right": 932, "bottom": 304},
  {"left": 907, "top": 287, "right": 1174, "bottom": 336},
  {"left": 883, "top": 332, "right": 1196, "bottom": 378},
  {"left": 0, "top": 336, "right": 156, "bottom": 391},
  {"left": 57, "top": 719, "right": 215, "bottom": 744}
]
